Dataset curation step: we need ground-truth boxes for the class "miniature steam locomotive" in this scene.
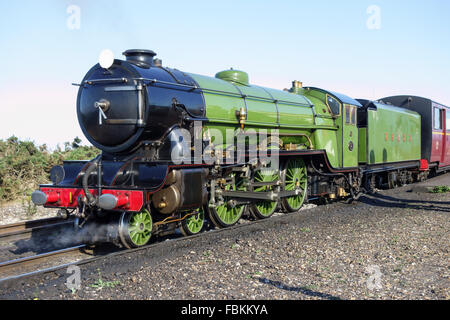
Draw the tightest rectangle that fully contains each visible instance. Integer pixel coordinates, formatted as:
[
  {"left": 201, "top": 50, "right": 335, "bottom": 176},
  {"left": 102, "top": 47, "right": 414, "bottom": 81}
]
[{"left": 31, "top": 49, "right": 450, "bottom": 248}]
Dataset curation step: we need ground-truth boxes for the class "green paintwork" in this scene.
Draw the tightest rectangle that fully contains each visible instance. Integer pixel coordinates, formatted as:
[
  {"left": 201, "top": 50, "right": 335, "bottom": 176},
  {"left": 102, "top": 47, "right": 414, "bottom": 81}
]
[
  {"left": 358, "top": 128, "right": 367, "bottom": 163},
  {"left": 187, "top": 72, "right": 332, "bottom": 143},
  {"left": 312, "top": 129, "right": 339, "bottom": 168},
  {"left": 301, "top": 89, "right": 342, "bottom": 168},
  {"left": 209, "top": 172, "right": 246, "bottom": 227},
  {"left": 215, "top": 69, "right": 249, "bottom": 86},
  {"left": 363, "top": 103, "right": 421, "bottom": 164},
  {"left": 342, "top": 104, "right": 358, "bottom": 168},
  {"left": 251, "top": 168, "right": 279, "bottom": 217},
  {"left": 282, "top": 158, "right": 308, "bottom": 212},
  {"left": 301, "top": 89, "right": 360, "bottom": 168},
  {"left": 181, "top": 208, "right": 204, "bottom": 235},
  {"left": 189, "top": 73, "right": 245, "bottom": 124},
  {"left": 239, "top": 85, "right": 278, "bottom": 125},
  {"left": 186, "top": 71, "right": 363, "bottom": 169},
  {"left": 215, "top": 199, "right": 244, "bottom": 225},
  {"left": 127, "top": 209, "right": 152, "bottom": 246}
]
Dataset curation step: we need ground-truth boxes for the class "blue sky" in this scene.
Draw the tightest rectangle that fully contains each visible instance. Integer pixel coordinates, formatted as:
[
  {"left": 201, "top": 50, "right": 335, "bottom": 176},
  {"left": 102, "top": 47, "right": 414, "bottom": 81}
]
[{"left": 0, "top": 0, "right": 449, "bottom": 148}]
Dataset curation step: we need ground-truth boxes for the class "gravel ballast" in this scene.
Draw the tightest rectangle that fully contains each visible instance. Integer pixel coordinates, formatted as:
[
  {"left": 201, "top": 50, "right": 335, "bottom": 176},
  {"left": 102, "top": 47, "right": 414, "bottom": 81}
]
[
  {"left": 0, "top": 202, "right": 57, "bottom": 225},
  {"left": 0, "top": 174, "right": 449, "bottom": 300}
]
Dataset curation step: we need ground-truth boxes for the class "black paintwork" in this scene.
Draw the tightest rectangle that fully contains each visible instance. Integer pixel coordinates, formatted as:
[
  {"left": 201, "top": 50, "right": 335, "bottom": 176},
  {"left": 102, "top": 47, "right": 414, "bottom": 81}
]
[
  {"left": 77, "top": 54, "right": 206, "bottom": 155},
  {"left": 123, "top": 49, "right": 156, "bottom": 68},
  {"left": 179, "top": 168, "right": 208, "bottom": 210},
  {"left": 77, "top": 61, "right": 143, "bottom": 153},
  {"left": 52, "top": 159, "right": 169, "bottom": 191},
  {"left": 356, "top": 99, "right": 388, "bottom": 127}
]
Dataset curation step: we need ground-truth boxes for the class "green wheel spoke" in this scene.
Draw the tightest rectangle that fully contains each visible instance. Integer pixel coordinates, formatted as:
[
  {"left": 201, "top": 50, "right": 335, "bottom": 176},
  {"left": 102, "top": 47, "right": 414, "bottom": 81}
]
[
  {"left": 181, "top": 208, "right": 205, "bottom": 235},
  {"left": 282, "top": 159, "right": 307, "bottom": 212},
  {"left": 120, "top": 209, "right": 153, "bottom": 248},
  {"left": 208, "top": 172, "right": 247, "bottom": 228},
  {"left": 128, "top": 226, "right": 138, "bottom": 233},
  {"left": 251, "top": 166, "right": 279, "bottom": 219}
]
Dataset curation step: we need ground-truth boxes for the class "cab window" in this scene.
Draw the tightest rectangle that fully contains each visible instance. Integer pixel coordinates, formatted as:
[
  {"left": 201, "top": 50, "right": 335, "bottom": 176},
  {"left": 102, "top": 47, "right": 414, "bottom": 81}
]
[
  {"left": 344, "top": 105, "right": 357, "bottom": 125},
  {"left": 351, "top": 106, "right": 356, "bottom": 125},
  {"left": 345, "top": 105, "right": 351, "bottom": 124},
  {"left": 326, "top": 95, "right": 340, "bottom": 115}
]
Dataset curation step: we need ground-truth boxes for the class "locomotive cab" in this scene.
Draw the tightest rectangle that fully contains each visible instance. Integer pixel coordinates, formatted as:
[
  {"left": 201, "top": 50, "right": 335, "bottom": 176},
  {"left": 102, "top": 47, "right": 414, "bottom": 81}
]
[{"left": 302, "top": 87, "right": 361, "bottom": 169}]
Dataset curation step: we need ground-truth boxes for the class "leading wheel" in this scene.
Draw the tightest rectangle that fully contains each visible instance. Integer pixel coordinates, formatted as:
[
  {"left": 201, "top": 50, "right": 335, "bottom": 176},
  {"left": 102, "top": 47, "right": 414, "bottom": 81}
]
[
  {"left": 118, "top": 209, "right": 153, "bottom": 248},
  {"left": 180, "top": 208, "right": 205, "bottom": 236},
  {"left": 281, "top": 158, "right": 308, "bottom": 212}
]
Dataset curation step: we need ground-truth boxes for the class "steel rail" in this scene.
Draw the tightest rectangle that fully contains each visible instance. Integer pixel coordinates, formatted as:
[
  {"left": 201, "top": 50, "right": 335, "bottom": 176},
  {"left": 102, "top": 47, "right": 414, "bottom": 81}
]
[
  {"left": 0, "top": 245, "right": 86, "bottom": 280},
  {"left": 0, "top": 217, "right": 73, "bottom": 239}
]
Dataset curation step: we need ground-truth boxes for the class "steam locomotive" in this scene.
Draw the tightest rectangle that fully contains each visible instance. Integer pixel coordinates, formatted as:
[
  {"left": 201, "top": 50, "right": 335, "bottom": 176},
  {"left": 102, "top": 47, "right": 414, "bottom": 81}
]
[{"left": 31, "top": 49, "right": 450, "bottom": 248}]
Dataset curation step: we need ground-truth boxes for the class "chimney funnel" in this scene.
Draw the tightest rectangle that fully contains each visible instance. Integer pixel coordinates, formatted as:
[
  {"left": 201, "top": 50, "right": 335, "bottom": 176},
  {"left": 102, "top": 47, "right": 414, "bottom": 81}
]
[{"left": 123, "top": 49, "right": 156, "bottom": 68}]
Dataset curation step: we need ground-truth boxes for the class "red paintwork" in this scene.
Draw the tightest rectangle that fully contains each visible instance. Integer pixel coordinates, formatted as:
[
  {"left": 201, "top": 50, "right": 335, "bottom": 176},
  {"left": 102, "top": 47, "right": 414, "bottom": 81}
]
[
  {"left": 101, "top": 190, "right": 136, "bottom": 210},
  {"left": 420, "top": 159, "right": 429, "bottom": 171},
  {"left": 446, "top": 131, "right": 450, "bottom": 167},
  {"left": 431, "top": 105, "right": 450, "bottom": 168},
  {"left": 46, "top": 192, "right": 60, "bottom": 203},
  {"left": 40, "top": 187, "right": 143, "bottom": 212}
]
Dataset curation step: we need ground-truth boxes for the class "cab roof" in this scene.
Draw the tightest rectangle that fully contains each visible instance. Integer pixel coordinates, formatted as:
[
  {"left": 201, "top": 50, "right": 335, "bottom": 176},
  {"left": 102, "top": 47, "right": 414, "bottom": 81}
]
[{"left": 305, "top": 87, "right": 362, "bottom": 107}]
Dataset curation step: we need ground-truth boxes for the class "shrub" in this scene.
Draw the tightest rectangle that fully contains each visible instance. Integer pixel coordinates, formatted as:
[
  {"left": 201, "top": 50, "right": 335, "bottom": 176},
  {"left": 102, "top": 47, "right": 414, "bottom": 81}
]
[
  {"left": 0, "top": 136, "right": 100, "bottom": 203},
  {"left": 430, "top": 186, "right": 450, "bottom": 193}
]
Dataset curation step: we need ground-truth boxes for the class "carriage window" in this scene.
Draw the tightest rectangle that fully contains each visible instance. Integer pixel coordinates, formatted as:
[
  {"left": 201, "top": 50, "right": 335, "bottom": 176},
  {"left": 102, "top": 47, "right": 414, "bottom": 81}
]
[
  {"left": 326, "top": 95, "right": 340, "bottom": 115},
  {"left": 434, "top": 107, "right": 442, "bottom": 130},
  {"left": 447, "top": 111, "right": 450, "bottom": 130}
]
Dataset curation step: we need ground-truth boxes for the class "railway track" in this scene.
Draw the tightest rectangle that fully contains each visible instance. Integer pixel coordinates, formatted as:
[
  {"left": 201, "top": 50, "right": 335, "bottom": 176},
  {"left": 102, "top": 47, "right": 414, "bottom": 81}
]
[
  {"left": 0, "top": 173, "right": 443, "bottom": 284},
  {"left": 0, "top": 245, "right": 88, "bottom": 281},
  {"left": 0, "top": 217, "right": 88, "bottom": 281},
  {"left": 0, "top": 209, "right": 297, "bottom": 283},
  {"left": 0, "top": 217, "right": 74, "bottom": 244}
]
